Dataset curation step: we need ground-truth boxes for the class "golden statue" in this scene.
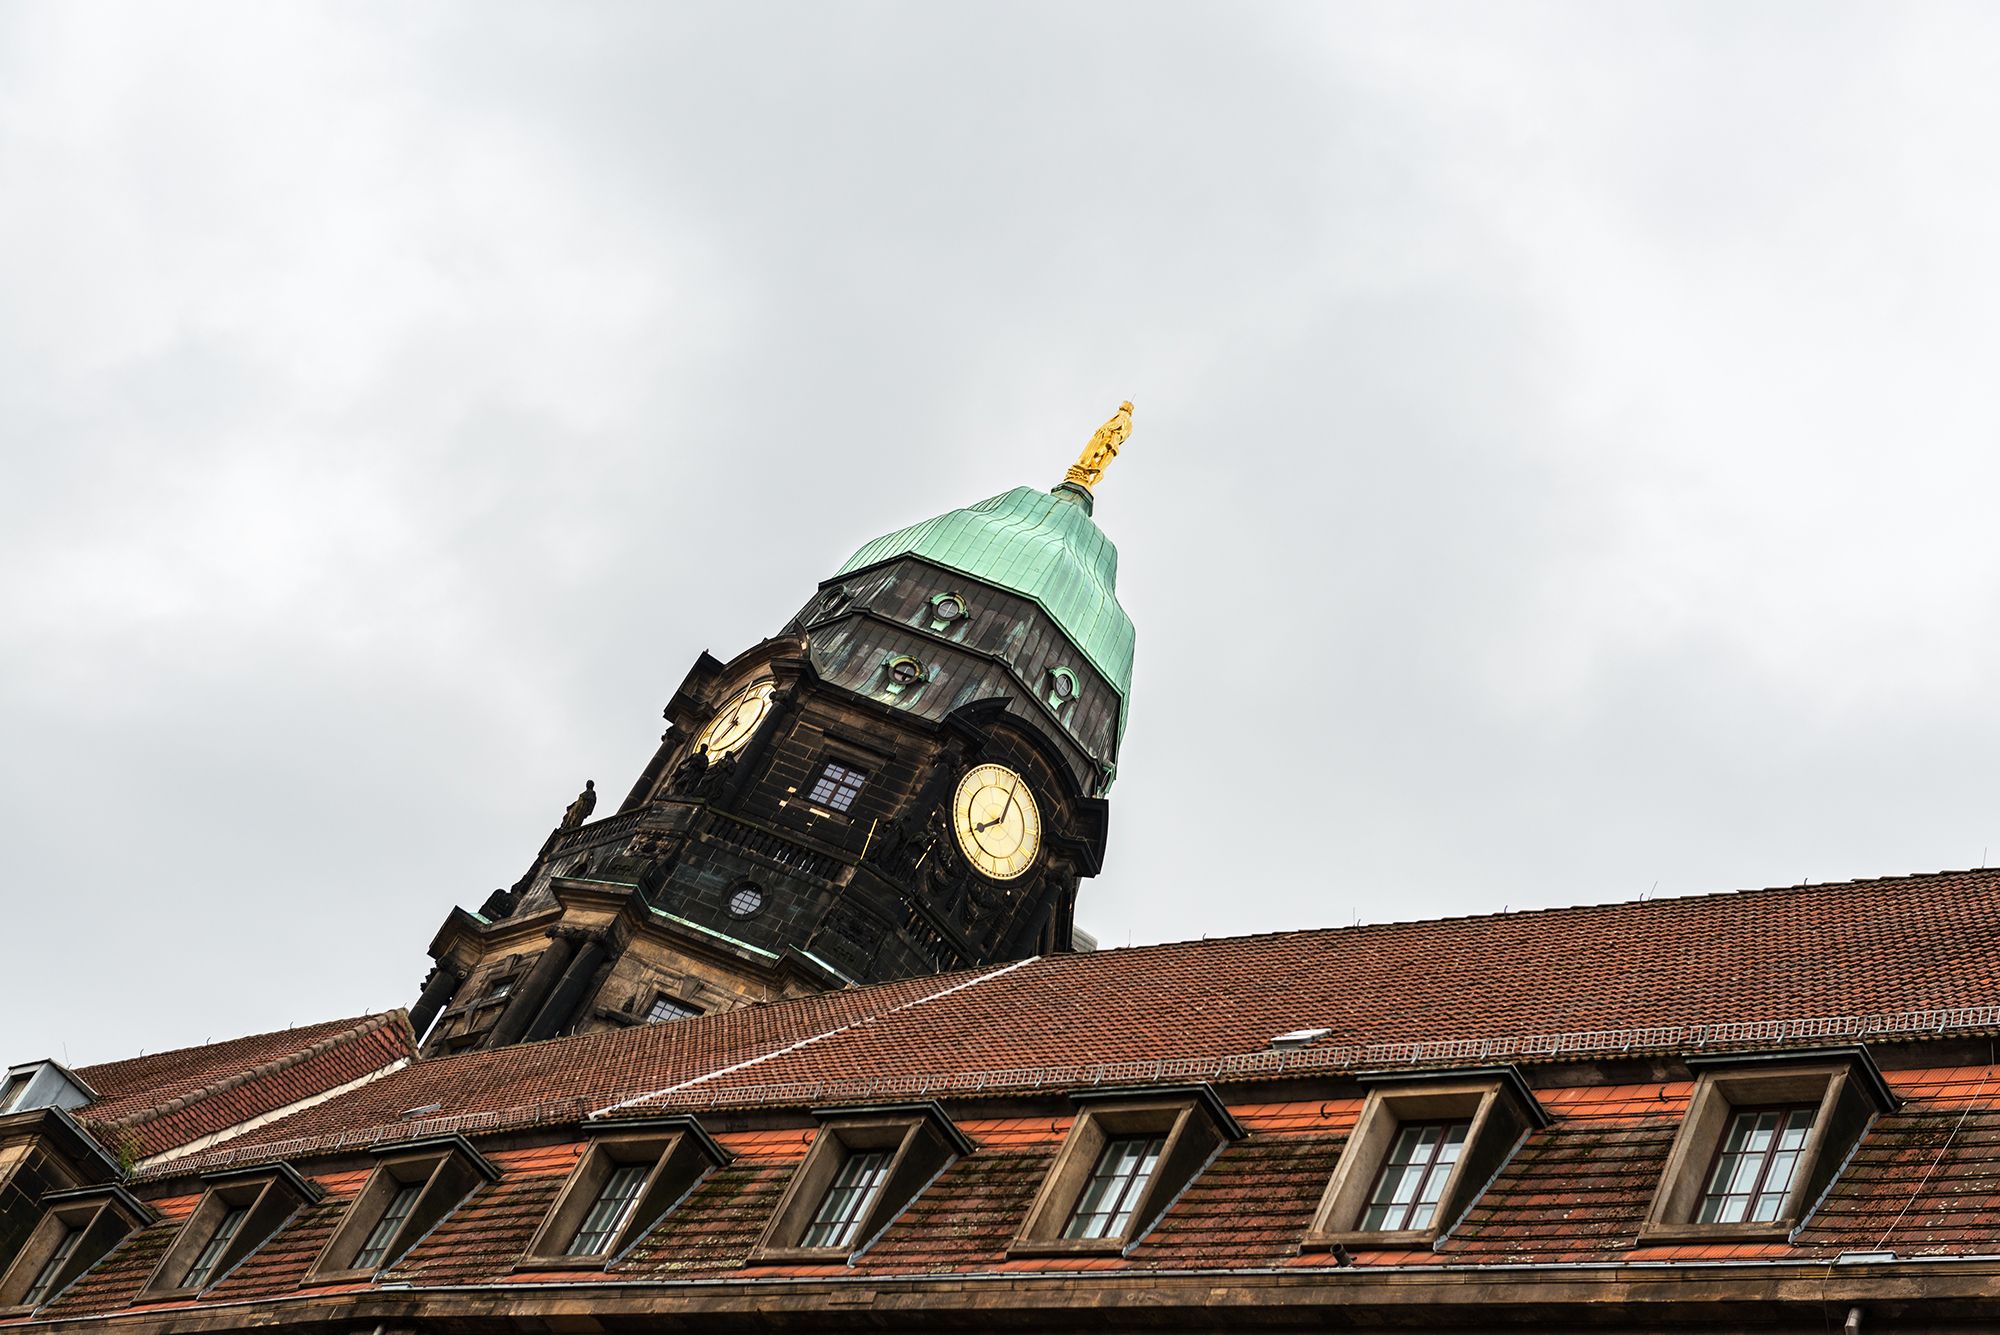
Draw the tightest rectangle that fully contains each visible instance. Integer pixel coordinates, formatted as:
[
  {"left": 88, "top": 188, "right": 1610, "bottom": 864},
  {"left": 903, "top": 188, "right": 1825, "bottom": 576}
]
[{"left": 1063, "top": 400, "right": 1133, "bottom": 491}]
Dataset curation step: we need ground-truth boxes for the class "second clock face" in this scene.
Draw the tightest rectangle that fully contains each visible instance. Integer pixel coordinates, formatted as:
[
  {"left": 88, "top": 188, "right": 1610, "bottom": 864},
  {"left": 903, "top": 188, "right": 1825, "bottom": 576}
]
[
  {"left": 695, "top": 680, "right": 776, "bottom": 759},
  {"left": 952, "top": 762, "right": 1042, "bottom": 881}
]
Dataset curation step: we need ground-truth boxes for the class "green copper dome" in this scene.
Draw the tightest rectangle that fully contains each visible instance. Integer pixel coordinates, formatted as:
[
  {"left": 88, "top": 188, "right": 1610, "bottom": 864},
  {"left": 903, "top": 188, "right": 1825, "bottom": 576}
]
[{"left": 834, "top": 484, "right": 1135, "bottom": 701}]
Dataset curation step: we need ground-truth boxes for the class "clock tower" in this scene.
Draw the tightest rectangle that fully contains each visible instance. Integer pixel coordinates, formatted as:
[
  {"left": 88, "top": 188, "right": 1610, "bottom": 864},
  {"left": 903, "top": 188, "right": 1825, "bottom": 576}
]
[{"left": 408, "top": 406, "right": 1139, "bottom": 1055}]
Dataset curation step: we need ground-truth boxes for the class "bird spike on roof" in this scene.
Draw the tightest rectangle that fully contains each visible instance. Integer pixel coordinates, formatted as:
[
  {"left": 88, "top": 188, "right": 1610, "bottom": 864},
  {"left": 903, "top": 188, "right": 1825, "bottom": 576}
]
[{"left": 1062, "top": 399, "right": 1133, "bottom": 493}]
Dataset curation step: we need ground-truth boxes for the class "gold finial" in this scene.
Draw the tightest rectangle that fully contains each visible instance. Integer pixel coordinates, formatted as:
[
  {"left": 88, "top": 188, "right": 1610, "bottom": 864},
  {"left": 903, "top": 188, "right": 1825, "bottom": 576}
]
[{"left": 1063, "top": 400, "right": 1133, "bottom": 492}]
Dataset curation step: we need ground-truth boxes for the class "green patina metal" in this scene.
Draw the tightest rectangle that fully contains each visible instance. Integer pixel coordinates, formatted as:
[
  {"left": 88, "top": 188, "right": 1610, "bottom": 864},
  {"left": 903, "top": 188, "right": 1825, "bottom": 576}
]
[{"left": 835, "top": 483, "right": 1136, "bottom": 706}]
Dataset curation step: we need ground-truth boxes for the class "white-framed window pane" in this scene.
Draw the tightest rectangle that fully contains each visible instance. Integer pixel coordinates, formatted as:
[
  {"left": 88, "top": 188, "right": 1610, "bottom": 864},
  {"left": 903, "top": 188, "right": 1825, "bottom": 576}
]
[
  {"left": 1062, "top": 1135, "right": 1164, "bottom": 1241},
  {"left": 801, "top": 1149, "right": 894, "bottom": 1249},
  {"left": 569, "top": 1164, "right": 650, "bottom": 1255},
  {"left": 353, "top": 1181, "right": 424, "bottom": 1269}
]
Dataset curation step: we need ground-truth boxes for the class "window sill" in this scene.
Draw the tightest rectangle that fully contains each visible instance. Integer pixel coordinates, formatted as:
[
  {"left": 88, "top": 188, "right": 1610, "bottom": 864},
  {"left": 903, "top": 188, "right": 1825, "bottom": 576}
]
[
  {"left": 1303, "top": 1227, "right": 1436, "bottom": 1251},
  {"left": 1637, "top": 1220, "right": 1794, "bottom": 1245},
  {"left": 1006, "top": 1236, "right": 1132, "bottom": 1259},
  {"left": 136, "top": 1286, "right": 203, "bottom": 1303},
  {"left": 748, "top": 1244, "right": 855, "bottom": 1265},
  {"left": 512, "top": 1253, "right": 613, "bottom": 1272}
]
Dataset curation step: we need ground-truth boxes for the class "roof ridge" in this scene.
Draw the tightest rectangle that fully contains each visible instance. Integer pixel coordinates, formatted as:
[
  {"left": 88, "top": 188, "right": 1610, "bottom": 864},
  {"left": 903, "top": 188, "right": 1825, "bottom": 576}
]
[
  {"left": 592, "top": 956, "right": 1040, "bottom": 1115},
  {"left": 86, "top": 1011, "right": 411, "bottom": 1134},
  {"left": 77, "top": 1011, "right": 393, "bottom": 1079},
  {"left": 1068, "top": 865, "right": 2000, "bottom": 960}
]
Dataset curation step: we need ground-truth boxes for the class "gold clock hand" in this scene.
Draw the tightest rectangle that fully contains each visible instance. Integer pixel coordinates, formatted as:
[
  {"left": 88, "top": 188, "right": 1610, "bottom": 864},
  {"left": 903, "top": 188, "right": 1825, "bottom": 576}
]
[{"left": 974, "top": 780, "right": 1020, "bottom": 833}]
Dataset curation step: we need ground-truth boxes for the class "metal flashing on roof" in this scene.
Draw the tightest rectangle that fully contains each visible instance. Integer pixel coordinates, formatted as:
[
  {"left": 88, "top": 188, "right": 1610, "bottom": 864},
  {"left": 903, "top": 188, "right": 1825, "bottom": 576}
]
[
  {"left": 809, "top": 1101, "right": 975, "bottom": 1156},
  {"left": 1357, "top": 1065, "right": 1551, "bottom": 1129},
  {"left": 581, "top": 1113, "right": 732, "bottom": 1166},
  {"left": 369, "top": 1133, "right": 502, "bottom": 1181},
  {"left": 197, "top": 1158, "right": 322, "bottom": 1201},
  {"left": 1069, "top": 1084, "right": 1245, "bottom": 1140},
  {"left": 41, "top": 1182, "right": 158, "bottom": 1223},
  {"left": 1685, "top": 1045, "right": 1897, "bottom": 1112}
]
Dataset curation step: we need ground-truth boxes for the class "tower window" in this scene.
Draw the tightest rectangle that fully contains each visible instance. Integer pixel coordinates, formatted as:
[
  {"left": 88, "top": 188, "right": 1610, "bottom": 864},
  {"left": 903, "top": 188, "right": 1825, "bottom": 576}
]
[
  {"left": 1062, "top": 1135, "right": 1165, "bottom": 1241},
  {"left": 808, "top": 761, "right": 868, "bottom": 813},
  {"left": 645, "top": 994, "right": 703, "bottom": 1024},
  {"left": 1697, "top": 1106, "right": 1816, "bottom": 1224},
  {"left": 727, "top": 884, "right": 766, "bottom": 918},
  {"left": 1358, "top": 1121, "right": 1470, "bottom": 1231}
]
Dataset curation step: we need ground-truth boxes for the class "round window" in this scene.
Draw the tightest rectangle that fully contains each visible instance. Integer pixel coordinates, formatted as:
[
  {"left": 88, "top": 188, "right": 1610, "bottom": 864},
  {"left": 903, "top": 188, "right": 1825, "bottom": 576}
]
[
  {"left": 932, "top": 592, "right": 967, "bottom": 621},
  {"left": 727, "top": 884, "right": 765, "bottom": 918},
  {"left": 889, "top": 656, "right": 925, "bottom": 686}
]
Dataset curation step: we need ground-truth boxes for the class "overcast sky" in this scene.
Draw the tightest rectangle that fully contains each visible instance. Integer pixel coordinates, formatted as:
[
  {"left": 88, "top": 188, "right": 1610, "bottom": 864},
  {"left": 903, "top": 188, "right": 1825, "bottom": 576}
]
[{"left": 7, "top": 1, "right": 2000, "bottom": 1066}]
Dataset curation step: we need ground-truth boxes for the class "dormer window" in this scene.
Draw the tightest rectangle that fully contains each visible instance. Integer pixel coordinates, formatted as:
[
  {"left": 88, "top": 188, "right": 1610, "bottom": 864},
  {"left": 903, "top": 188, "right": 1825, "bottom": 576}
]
[
  {"left": 0, "top": 1186, "right": 151, "bottom": 1312},
  {"left": 352, "top": 1183, "right": 421, "bottom": 1268},
  {"left": 309, "top": 1136, "right": 497, "bottom": 1282},
  {"left": 1012, "top": 1087, "right": 1242, "bottom": 1256},
  {"left": 1062, "top": 1134, "right": 1164, "bottom": 1241},
  {"left": 179, "top": 1207, "right": 247, "bottom": 1289},
  {"left": 1698, "top": 1105, "right": 1815, "bottom": 1224},
  {"left": 1641, "top": 1049, "right": 1893, "bottom": 1242},
  {"left": 520, "top": 1117, "right": 727, "bottom": 1268},
  {"left": 20, "top": 1223, "right": 82, "bottom": 1306},
  {"left": 1358, "top": 1120, "right": 1469, "bottom": 1232},
  {"left": 572, "top": 1164, "right": 649, "bottom": 1253},
  {"left": 0, "top": 1062, "right": 96, "bottom": 1116},
  {"left": 800, "top": 1148, "right": 893, "bottom": 1248},
  {"left": 754, "top": 1104, "right": 971, "bottom": 1261},
  {"left": 1303, "top": 1068, "right": 1545, "bottom": 1250},
  {"left": 143, "top": 1164, "right": 317, "bottom": 1297}
]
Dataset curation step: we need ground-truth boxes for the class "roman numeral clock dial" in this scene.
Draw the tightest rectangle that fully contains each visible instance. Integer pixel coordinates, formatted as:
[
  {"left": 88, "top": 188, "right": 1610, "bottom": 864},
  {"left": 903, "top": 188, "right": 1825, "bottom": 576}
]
[
  {"left": 696, "top": 680, "right": 776, "bottom": 758},
  {"left": 952, "top": 762, "right": 1042, "bottom": 881}
]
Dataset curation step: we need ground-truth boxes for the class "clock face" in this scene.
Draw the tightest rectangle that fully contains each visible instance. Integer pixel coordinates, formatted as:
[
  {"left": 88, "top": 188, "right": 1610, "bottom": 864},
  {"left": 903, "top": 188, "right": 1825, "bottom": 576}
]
[
  {"left": 695, "top": 680, "right": 776, "bottom": 759},
  {"left": 951, "top": 763, "right": 1042, "bottom": 881}
]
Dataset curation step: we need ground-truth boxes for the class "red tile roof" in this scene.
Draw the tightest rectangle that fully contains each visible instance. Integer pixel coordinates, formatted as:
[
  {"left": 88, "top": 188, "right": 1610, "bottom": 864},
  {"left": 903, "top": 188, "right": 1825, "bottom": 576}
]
[
  {"left": 17, "top": 869, "right": 2000, "bottom": 1325},
  {"left": 129, "top": 868, "right": 2000, "bottom": 1175},
  {"left": 76, "top": 1013, "right": 414, "bottom": 1159}
]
